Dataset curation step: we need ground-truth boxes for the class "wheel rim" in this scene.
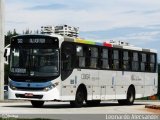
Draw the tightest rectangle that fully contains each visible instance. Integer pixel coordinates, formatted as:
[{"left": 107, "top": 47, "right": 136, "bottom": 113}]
[
  {"left": 129, "top": 93, "right": 133, "bottom": 102},
  {"left": 128, "top": 90, "right": 134, "bottom": 103}
]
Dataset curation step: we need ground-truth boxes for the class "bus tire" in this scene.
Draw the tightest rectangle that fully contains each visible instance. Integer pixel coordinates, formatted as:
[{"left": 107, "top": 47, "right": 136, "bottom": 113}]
[
  {"left": 86, "top": 100, "right": 101, "bottom": 106},
  {"left": 117, "top": 100, "right": 126, "bottom": 105},
  {"left": 31, "top": 101, "right": 44, "bottom": 108},
  {"left": 118, "top": 86, "right": 135, "bottom": 105},
  {"left": 70, "top": 88, "right": 85, "bottom": 108}
]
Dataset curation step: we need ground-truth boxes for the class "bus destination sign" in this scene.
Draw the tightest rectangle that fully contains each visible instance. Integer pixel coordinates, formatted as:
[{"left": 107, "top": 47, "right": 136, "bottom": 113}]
[
  {"left": 17, "top": 38, "right": 46, "bottom": 44},
  {"left": 11, "top": 36, "right": 59, "bottom": 48}
]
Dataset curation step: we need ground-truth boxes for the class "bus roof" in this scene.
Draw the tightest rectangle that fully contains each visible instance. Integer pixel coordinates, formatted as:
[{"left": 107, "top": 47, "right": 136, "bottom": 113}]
[
  {"left": 11, "top": 34, "right": 157, "bottom": 53},
  {"left": 63, "top": 36, "right": 157, "bottom": 53}
]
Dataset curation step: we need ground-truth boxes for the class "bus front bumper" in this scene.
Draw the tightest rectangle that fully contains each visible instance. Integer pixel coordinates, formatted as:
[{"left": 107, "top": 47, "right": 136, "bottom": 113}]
[{"left": 8, "top": 87, "right": 61, "bottom": 101}]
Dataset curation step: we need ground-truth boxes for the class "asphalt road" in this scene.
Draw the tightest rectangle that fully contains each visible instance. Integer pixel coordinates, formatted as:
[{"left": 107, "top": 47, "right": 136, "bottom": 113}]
[{"left": 0, "top": 100, "right": 160, "bottom": 120}]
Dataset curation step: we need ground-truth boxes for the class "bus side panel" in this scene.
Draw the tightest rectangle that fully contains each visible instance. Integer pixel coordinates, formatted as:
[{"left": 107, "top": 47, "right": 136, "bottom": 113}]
[
  {"left": 61, "top": 85, "right": 77, "bottom": 100},
  {"left": 99, "top": 70, "right": 116, "bottom": 100},
  {"left": 116, "top": 71, "right": 145, "bottom": 99},
  {"left": 144, "top": 73, "right": 158, "bottom": 97},
  {"left": 131, "top": 72, "right": 145, "bottom": 99},
  {"left": 115, "top": 71, "right": 131, "bottom": 100},
  {"left": 61, "top": 70, "right": 79, "bottom": 101},
  {"left": 81, "top": 69, "right": 100, "bottom": 100},
  {"left": 61, "top": 69, "right": 100, "bottom": 101}
]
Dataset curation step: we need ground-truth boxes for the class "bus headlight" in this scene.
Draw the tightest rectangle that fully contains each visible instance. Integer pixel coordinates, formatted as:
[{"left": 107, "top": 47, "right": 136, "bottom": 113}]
[
  {"left": 43, "top": 82, "right": 59, "bottom": 91},
  {"left": 9, "top": 83, "right": 17, "bottom": 90}
]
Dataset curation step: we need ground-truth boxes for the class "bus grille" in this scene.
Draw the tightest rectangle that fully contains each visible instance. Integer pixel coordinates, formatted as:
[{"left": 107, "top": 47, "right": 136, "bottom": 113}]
[
  {"left": 15, "top": 94, "right": 43, "bottom": 99},
  {"left": 15, "top": 87, "right": 44, "bottom": 91}
]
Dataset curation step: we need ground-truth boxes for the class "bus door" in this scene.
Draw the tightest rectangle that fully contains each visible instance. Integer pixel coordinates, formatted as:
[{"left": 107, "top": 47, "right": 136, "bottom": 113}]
[{"left": 61, "top": 42, "right": 76, "bottom": 99}]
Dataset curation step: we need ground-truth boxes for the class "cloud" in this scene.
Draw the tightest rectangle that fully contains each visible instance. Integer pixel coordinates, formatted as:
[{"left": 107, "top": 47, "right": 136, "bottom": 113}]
[
  {"left": 143, "top": 9, "right": 160, "bottom": 14},
  {"left": 6, "top": 21, "right": 26, "bottom": 24},
  {"left": 81, "top": 29, "right": 160, "bottom": 59},
  {"left": 5, "top": 0, "right": 160, "bottom": 57},
  {"left": 26, "top": 4, "right": 68, "bottom": 10},
  {"left": 80, "top": 26, "right": 160, "bottom": 53},
  {"left": 5, "top": 0, "right": 160, "bottom": 32},
  {"left": 121, "top": 10, "right": 137, "bottom": 14},
  {"left": 111, "top": 31, "right": 160, "bottom": 44}
]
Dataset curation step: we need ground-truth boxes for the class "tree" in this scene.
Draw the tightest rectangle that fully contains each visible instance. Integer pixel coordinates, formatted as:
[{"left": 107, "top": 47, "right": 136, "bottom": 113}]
[
  {"left": 13, "top": 29, "right": 18, "bottom": 36},
  {"left": 24, "top": 29, "right": 30, "bottom": 34},
  {"left": 35, "top": 30, "right": 39, "bottom": 34},
  {"left": 5, "top": 29, "right": 18, "bottom": 46}
]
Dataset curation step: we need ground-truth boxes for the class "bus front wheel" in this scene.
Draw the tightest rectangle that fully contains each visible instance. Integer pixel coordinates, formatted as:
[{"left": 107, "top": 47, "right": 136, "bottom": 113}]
[
  {"left": 70, "top": 89, "right": 85, "bottom": 108},
  {"left": 31, "top": 101, "right": 44, "bottom": 108}
]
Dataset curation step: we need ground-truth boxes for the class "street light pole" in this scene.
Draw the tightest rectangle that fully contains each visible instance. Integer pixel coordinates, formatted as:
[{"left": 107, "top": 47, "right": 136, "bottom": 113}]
[{"left": 0, "top": 0, "right": 4, "bottom": 101}]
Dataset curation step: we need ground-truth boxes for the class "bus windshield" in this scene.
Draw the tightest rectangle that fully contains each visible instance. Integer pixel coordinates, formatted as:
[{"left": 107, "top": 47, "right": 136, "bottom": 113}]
[{"left": 10, "top": 48, "right": 59, "bottom": 77}]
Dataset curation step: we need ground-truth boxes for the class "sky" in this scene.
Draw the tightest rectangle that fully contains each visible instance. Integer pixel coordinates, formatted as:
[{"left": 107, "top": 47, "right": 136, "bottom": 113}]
[{"left": 5, "top": 0, "right": 160, "bottom": 61}]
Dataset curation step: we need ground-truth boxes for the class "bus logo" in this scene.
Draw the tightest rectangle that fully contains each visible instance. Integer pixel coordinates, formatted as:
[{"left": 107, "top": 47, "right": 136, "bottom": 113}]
[
  {"left": 27, "top": 83, "right": 31, "bottom": 87},
  {"left": 81, "top": 74, "right": 90, "bottom": 80}
]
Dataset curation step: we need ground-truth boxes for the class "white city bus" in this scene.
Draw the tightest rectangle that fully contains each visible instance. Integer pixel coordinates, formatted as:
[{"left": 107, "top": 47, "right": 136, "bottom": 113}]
[{"left": 7, "top": 25, "right": 158, "bottom": 107}]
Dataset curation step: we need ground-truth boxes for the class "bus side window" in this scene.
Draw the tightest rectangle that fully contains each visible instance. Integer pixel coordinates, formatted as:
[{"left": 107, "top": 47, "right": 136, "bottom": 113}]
[
  {"left": 76, "top": 45, "right": 85, "bottom": 68},
  {"left": 89, "top": 47, "right": 98, "bottom": 68},
  {"left": 101, "top": 48, "right": 109, "bottom": 69},
  {"left": 150, "top": 54, "right": 156, "bottom": 72},
  {"left": 113, "top": 50, "right": 119, "bottom": 70},
  {"left": 132, "top": 52, "right": 139, "bottom": 71},
  {"left": 140, "top": 53, "right": 146, "bottom": 71},
  {"left": 123, "top": 51, "right": 129, "bottom": 70}
]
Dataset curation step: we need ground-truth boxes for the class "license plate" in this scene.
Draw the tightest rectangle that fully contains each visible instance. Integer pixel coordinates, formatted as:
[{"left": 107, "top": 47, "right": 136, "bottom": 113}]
[{"left": 25, "top": 93, "right": 33, "bottom": 97}]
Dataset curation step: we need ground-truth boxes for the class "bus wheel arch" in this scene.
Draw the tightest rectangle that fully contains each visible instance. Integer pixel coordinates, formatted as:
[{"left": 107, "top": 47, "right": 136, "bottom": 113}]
[
  {"left": 118, "top": 84, "right": 135, "bottom": 105},
  {"left": 70, "top": 84, "right": 87, "bottom": 107}
]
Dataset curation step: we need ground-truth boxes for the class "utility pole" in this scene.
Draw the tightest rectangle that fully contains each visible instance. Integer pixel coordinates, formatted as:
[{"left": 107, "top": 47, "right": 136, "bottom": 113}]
[{"left": 0, "top": 0, "right": 4, "bottom": 100}]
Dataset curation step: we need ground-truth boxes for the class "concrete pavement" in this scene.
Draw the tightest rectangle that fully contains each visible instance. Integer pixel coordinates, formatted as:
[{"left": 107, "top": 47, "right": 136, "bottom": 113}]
[{"left": 0, "top": 100, "right": 160, "bottom": 120}]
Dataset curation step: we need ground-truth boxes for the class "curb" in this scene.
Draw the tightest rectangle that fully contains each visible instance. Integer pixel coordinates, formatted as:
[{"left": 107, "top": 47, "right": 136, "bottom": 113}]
[
  {"left": 0, "top": 100, "right": 28, "bottom": 103},
  {"left": 145, "top": 105, "right": 160, "bottom": 110}
]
